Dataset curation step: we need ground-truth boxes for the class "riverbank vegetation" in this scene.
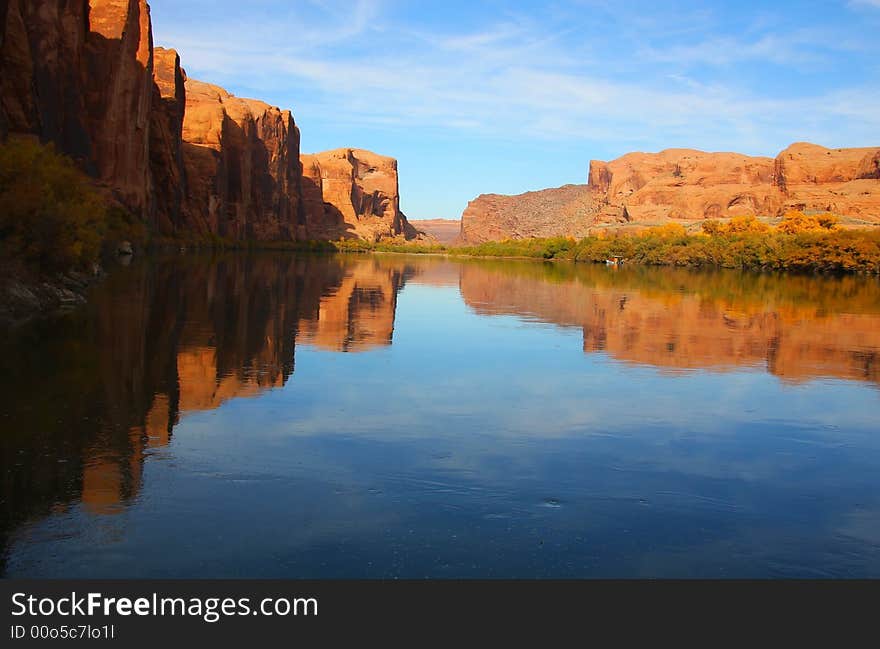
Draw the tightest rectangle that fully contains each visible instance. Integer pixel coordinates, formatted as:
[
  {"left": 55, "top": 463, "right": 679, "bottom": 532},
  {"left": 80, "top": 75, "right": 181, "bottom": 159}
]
[
  {"left": 2, "top": 140, "right": 878, "bottom": 276},
  {"left": 0, "top": 139, "right": 109, "bottom": 272},
  {"left": 324, "top": 214, "right": 880, "bottom": 274}
]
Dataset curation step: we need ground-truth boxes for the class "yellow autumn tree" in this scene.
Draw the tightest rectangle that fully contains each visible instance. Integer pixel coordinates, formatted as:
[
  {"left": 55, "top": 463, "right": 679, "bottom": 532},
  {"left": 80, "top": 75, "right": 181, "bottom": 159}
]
[{"left": 777, "top": 210, "right": 840, "bottom": 234}]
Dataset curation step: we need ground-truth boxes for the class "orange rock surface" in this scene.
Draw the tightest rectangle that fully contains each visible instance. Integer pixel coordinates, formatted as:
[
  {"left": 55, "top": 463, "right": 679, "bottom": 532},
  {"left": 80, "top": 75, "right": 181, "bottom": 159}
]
[
  {"left": 460, "top": 143, "right": 880, "bottom": 242},
  {"left": 181, "top": 78, "right": 302, "bottom": 240},
  {"left": 148, "top": 47, "right": 186, "bottom": 234},
  {"left": 300, "top": 148, "right": 419, "bottom": 241}
]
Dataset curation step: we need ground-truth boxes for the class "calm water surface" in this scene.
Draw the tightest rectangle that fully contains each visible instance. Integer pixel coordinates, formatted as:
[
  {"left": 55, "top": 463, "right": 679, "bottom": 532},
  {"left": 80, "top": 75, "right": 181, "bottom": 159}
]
[{"left": 1, "top": 253, "right": 879, "bottom": 577}]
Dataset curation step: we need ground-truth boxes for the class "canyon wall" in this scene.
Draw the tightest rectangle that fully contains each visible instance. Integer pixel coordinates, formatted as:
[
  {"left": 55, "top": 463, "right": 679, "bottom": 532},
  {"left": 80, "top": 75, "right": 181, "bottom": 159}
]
[
  {"left": 149, "top": 46, "right": 186, "bottom": 234},
  {"left": 0, "top": 1, "right": 409, "bottom": 243},
  {"left": 181, "top": 79, "right": 302, "bottom": 241},
  {"left": 460, "top": 143, "right": 880, "bottom": 243},
  {"left": 300, "top": 148, "right": 420, "bottom": 241},
  {"left": 0, "top": 0, "right": 93, "bottom": 163}
]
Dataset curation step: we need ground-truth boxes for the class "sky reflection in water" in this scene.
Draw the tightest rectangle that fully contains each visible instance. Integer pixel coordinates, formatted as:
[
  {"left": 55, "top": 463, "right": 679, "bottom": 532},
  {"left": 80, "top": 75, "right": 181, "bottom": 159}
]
[{"left": 1, "top": 254, "right": 879, "bottom": 578}]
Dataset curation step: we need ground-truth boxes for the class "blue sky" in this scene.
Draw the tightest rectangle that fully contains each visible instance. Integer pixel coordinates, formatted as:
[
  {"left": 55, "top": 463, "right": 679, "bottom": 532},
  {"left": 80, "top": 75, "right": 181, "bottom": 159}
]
[{"left": 149, "top": 0, "right": 880, "bottom": 220}]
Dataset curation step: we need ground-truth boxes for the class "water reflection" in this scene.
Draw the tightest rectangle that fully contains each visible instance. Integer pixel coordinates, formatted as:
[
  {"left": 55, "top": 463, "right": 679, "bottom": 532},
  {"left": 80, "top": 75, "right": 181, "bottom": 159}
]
[
  {"left": 458, "top": 262, "right": 880, "bottom": 383},
  {"left": 0, "top": 254, "right": 412, "bottom": 562},
  {"left": 1, "top": 254, "right": 879, "bottom": 576}
]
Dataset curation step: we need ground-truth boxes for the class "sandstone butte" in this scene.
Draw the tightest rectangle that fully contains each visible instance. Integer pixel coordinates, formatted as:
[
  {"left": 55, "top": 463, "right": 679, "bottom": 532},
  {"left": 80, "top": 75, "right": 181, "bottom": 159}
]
[
  {"left": 460, "top": 143, "right": 880, "bottom": 243},
  {"left": 0, "top": 0, "right": 417, "bottom": 243},
  {"left": 300, "top": 148, "right": 419, "bottom": 241}
]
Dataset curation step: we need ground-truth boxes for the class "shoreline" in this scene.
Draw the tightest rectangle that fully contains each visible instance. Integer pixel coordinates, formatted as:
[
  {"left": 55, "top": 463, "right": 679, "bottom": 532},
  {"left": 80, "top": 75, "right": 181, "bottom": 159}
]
[{"left": 5, "top": 228, "right": 879, "bottom": 326}]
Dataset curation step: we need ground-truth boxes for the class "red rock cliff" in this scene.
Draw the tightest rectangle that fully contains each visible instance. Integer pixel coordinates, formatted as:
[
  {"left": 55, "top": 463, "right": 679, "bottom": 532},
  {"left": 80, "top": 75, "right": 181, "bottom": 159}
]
[
  {"left": 148, "top": 46, "right": 186, "bottom": 234},
  {"left": 300, "top": 148, "right": 419, "bottom": 241},
  {"left": 1, "top": 1, "right": 307, "bottom": 242},
  {"left": 0, "top": 0, "right": 93, "bottom": 163},
  {"left": 84, "top": 0, "right": 154, "bottom": 215},
  {"left": 460, "top": 143, "right": 880, "bottom": 242},
  {"left": 181, "top": 78, "right": 302, "bottom": 241}
]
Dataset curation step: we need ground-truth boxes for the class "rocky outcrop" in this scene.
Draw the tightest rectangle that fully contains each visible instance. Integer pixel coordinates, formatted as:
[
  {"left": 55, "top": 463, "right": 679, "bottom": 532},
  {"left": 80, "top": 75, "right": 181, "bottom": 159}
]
[
  {"left": 773, "top": 143, "right": 880, "bottom": 220},
  {"left": 181, "top": 79, "right": 302, "bottom": 240},
  {"left": 460, "top": 185, "right": 593, "bottom": 244},
  {"left": 300, "top": 148, "right": 419, "bottom": 241},
  {"left": 1, "top": 0, "right": 158, "bottom": 217},
  {"left": 588, "top": 149, "right": 779, "bottom": 223},
  {"left": 857, "top": 150, "right": 880, "bottom": 180},
  {"left": 148, "top": 47, "right": 186, "bottom": 234},
  {"left": 1, "top": 1, "right": 426, "bottom": 247},
  {"left": 460, "top": 143, "right": 880, "bottom": 242}
]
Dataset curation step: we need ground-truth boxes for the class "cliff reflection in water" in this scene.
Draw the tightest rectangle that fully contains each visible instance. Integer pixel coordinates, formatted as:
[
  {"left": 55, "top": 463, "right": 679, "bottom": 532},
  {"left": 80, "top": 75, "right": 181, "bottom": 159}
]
[
  {"left": 458, "top": 261, "right": 880, "bottom": 384},
  {"left": 2, "top": 253, "right": 880, "bottom": 575},
  {"left": 0, "top": 254, "right": 412, "bottom": 562}
]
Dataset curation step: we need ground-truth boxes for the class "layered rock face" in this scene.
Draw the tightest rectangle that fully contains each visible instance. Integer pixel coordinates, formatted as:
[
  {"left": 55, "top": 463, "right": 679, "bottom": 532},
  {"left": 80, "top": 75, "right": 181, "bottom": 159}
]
[
  {"left": 181, "top": 79, "right": 302, "bottom": 240},
  {"left": 460, "top": 142, "right": 880, "bottom": 242},
  {"left": 300, "top": 148, "right": 419, "bottom": 241},
  {"left": 0, "top": 0, "right": 158, "bottom": 216},
  {"left": 1, "top": 1, "right": 418, "bottom": 244}
]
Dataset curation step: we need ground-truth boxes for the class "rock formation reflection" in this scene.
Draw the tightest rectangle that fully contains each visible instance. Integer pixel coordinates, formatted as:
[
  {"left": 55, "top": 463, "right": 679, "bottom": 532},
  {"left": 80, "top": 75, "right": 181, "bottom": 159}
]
[
  {"left": 459, "top": 261, "right": 880, "bottom": 384},
  {"left": 2, "top": 253, "right": 880, "bottom": 574},
  {"left": 0, "top": 254, "right": 411, "bottom": 564}
]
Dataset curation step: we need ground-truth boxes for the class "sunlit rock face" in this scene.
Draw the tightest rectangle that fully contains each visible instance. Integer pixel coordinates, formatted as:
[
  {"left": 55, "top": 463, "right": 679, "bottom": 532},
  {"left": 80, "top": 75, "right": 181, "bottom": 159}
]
[
  {"left": 587, "top": 149, "right": 780, "bottom": 223},
  {"left": 773, "top": 143, "right": 880, "bottom": 220},
  {"left": 181, "top": 78, "right": 303, "bottom": 241},
  {"left": 83, "top": 0, "right": 154, "bottom": 215},
  {"left": 460, "top": 185, "right": 593, "bottom": 244},
  {"left": 459, "top": 143, "right": 880, "bottom": 242},
  {"left": 459, "top": 264, "right": 880, "bottom": 385},
  {"left": 300, "top": 148, "right": 420, "bottom": 242},
  {"left": 149, "top": 47, "right": 186, "bottom": 234}
]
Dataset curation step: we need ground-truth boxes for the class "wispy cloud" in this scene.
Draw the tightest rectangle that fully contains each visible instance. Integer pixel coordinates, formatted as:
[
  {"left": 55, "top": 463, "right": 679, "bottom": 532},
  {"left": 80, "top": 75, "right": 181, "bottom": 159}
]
[{"left": 149, "top": 0, "right": 880, "bottom": 160}]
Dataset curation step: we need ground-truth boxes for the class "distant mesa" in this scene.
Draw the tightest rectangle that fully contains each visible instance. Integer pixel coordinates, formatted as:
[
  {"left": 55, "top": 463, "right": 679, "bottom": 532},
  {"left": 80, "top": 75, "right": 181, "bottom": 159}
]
[
  {"left": 460, "top": 143, "right": 880, "bottom": 243},
  {"left": 408, "top": 219, "right": 462, "bottom": 244}
]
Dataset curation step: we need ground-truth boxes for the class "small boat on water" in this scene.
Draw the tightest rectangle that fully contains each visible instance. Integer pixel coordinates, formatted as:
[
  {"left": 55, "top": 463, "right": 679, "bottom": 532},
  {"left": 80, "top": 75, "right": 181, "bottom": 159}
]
[{"left": 605, "top": 256, "right": 624, "bottom": 266}]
